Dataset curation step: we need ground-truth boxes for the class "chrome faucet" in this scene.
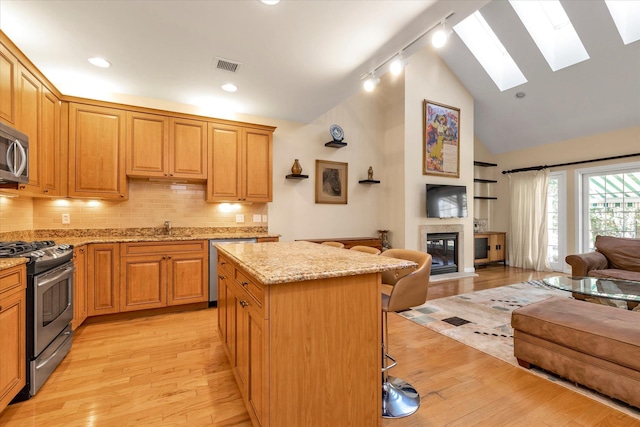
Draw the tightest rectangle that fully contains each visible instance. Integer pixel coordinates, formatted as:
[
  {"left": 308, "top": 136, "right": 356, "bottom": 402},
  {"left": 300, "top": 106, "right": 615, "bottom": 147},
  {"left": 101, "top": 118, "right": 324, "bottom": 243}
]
[{"left": 164, "top": 220, "right": 172, "bottom": 236}]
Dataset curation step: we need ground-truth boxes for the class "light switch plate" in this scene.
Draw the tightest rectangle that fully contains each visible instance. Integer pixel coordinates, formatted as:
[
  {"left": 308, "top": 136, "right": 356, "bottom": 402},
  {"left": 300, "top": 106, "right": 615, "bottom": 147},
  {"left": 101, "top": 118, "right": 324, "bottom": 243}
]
[
  {"left": 253, "top": 214, "right": 262, "bottom": 223},
  {"left": 235, "top": 214, "right": 245, "bottom": 223},
  {"left": 262, "top": 215, "right": 268, "bottom": 222},
  {"left": 61, "top": 214, "right": 70, "bottom": 224}
]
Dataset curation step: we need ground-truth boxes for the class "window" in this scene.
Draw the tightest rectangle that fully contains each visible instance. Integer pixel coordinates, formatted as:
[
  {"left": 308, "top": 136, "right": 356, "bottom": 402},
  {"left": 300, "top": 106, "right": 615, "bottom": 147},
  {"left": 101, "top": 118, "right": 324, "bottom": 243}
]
[
  {"left": 547, "top": 171, "right": 566, "bottom": 271},
  {"left": 577, "top": 163, "right": 640, "bottom": 252}
]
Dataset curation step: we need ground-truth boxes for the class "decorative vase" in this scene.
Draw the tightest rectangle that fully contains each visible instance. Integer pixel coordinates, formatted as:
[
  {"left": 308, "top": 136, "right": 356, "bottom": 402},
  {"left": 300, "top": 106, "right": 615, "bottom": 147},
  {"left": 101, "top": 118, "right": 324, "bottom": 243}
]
[
  {"left": 291, "top": 159, "right": 302, "bottom": 175},
  {"left": 378, "top": 229, "right": 390, "bottom": 251}
]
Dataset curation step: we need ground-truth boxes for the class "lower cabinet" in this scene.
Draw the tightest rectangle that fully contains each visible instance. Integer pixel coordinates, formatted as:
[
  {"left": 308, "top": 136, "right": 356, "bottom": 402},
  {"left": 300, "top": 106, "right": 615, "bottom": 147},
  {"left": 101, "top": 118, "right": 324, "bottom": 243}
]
[
  {"left": 0, "top": 265, "right": 26, "bottom": 413},
  {"left": 474, "top": 232, "right": 507, "bottom": 265},
  {"left": 72, "top": 245, "right": 88, "bottom": 329},
  {"left": 220, "top": 260, "right": 267, "bottom": 427},
  {"left": 87, "top": 243, "right": 121, "bottom": 316},
  {"left": 119, "top": 241, "right": 208, "bottom": 312}
]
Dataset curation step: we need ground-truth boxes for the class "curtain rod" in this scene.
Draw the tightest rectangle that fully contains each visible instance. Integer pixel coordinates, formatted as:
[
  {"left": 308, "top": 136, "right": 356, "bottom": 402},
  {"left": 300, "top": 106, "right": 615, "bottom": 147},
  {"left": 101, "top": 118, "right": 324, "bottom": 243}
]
[{"left": 501, "top": 152, "right": 640, "bottom": 174}]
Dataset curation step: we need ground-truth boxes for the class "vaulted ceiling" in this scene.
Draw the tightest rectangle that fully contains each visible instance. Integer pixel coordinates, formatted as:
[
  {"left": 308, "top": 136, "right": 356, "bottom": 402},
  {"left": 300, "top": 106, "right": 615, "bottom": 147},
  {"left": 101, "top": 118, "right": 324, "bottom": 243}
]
[{"left": 1, "top": 0, "right": 638, "bottom": 155}]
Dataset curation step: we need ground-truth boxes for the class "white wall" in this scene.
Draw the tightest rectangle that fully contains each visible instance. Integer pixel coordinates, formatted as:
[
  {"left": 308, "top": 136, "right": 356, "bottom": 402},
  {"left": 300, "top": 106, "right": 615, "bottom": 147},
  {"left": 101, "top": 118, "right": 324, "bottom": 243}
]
[{"left": 403, "top": 46, "right": 475, "bottom": 270}]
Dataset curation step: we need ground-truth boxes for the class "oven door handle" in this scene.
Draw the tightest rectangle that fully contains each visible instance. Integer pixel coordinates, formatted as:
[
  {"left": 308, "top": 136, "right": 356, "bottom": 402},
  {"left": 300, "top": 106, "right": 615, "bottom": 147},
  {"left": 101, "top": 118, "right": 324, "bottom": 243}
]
[
  {"left": 35, "top": 330, "right": 72, "bottom": 370},
  {"left": 37, "top": 266, "right": 75, "bottom": 288}
]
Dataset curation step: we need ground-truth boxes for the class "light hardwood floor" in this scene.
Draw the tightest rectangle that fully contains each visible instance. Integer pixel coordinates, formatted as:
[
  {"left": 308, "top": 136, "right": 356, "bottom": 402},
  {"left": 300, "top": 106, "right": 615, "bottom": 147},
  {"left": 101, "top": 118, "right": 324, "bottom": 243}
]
[{"left": 1, "top": 266, "right": 638, "bottom": 426}]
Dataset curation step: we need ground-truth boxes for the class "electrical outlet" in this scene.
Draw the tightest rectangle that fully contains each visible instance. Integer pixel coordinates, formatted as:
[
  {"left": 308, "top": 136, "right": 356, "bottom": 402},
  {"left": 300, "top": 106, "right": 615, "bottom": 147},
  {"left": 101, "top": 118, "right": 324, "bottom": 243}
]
[
  {"left": 235, "top": 214, "right": 245, "bottom": 223},
  {"left": 61, "top": 214, "right": 70, "bottom": 224},
  {"left": 262, "top": 215, "right": 268, "bottom": 222},
  {"left": 253, "top": 214, "right": 262, "bottom": 223}
]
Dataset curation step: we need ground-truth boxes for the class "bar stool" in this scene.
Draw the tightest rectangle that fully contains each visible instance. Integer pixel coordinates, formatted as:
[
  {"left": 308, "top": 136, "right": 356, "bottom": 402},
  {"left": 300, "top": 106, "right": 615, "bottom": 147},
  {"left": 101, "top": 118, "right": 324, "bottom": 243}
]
[
  {"left": 321, "top": 241, "right": 345, "bottom": 248},
  {"left": 379, "top": 249, "right": 432, "bottom": 418},
  {"left": 350, "top": 245, "right": 381, "bottom": 255}
]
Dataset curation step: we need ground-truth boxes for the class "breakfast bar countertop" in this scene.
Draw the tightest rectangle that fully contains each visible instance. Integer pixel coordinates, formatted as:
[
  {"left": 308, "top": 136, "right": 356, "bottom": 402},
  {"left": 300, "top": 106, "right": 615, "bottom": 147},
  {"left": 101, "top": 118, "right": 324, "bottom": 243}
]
[{"left": 216, "top": 240, "right": 416, "bottom": 285}]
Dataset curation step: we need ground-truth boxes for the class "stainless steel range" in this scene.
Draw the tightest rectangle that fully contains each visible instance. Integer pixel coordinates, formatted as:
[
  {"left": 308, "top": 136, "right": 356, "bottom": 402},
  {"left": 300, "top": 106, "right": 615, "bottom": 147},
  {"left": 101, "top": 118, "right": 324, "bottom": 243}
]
[{"left": 0, "top": 240, "right": 74, "bottom": 401}]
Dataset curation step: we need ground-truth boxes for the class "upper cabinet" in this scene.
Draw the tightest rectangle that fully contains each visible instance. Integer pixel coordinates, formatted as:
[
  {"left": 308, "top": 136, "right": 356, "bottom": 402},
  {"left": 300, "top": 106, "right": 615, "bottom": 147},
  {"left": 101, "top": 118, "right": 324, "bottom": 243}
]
[
  {"left": 126, "top": 112, "right": 207, "bottom": 181},
  {"left": 40, "top": 86, "right": 61, "bottom": 196},
  {"left": 207, "top": 124, "right": 272, "bottom": 202},
  {"left": 68, "top": 103, "right": 128, "bottom": 199},
  {"left": 16, "top": 65, "right": 41, "bottom": 194},
  {"left": 0, "top": 42, "right": 18, "bottom": 125}
]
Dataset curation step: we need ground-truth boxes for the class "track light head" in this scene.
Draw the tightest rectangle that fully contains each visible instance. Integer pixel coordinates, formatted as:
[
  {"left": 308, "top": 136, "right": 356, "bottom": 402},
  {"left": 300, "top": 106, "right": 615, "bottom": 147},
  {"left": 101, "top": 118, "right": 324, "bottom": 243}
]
[
  {"left": 363, "top": 73, "right": 380, "bottom": 92},
  {"left": 389, "top": 52, "right": 405, "bottom": 75},
  {"left": 432, "top": 21, "right": 451, "bottom": 48}
]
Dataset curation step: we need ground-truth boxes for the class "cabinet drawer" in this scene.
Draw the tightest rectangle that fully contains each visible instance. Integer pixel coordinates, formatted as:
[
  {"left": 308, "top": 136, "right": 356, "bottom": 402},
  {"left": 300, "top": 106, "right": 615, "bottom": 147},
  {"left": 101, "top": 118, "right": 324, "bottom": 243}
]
[
  {"left": 0, "top": 266, "right": 25, "bottom": 294},
  {"left": 122, "top": 240, "right": 206, "bottom": 256},
  {"left": 235, "top": 269, "right": 263, "bottom": 306}
]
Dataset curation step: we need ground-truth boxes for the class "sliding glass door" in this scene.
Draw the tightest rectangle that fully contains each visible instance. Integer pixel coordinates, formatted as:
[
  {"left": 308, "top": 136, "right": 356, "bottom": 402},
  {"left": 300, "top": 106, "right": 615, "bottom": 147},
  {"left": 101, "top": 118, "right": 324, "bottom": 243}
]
[{"left": 547, "top": 172, "right": 566, "bottom": 271}]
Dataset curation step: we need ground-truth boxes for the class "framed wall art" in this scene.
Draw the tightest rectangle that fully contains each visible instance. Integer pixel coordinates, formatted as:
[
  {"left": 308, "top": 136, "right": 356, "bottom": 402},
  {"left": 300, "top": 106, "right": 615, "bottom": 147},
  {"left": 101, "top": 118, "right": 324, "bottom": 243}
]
[
  {"left": 315, "top": 160, "right": 348, "bottom": 204},
  {"left": 423, "top": 99, "right": 460, "bottom": 178}
]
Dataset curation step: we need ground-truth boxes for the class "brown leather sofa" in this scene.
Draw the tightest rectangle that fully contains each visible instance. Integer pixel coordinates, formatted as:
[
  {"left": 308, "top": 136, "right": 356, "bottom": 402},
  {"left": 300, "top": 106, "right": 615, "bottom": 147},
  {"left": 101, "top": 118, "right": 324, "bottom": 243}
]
[
  {"left": 512, "top": 297, "right": 640, "bottom": 408},
  {"left": 565, "top": 235, "right": 640, "bottom": 281}
]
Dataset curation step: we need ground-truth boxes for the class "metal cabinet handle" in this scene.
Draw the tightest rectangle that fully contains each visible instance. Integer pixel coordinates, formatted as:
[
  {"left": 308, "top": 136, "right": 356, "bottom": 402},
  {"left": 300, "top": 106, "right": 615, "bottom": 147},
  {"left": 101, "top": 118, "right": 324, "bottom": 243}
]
[
  {"left": 218, "top": 275, "right": 226, "bottom": 280},
  {"left": 241, "top": 281, "right": 248, "bottom": 286},
  {"left": 240, "top": 300, "right": 248, "bottom": 308}
]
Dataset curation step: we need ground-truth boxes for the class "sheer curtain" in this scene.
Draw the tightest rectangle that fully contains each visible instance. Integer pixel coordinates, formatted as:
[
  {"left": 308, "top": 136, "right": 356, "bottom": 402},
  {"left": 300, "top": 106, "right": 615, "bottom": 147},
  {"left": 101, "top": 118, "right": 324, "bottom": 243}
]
[{"left": 508, "top": 170, "right": 552, "bottom": 271}]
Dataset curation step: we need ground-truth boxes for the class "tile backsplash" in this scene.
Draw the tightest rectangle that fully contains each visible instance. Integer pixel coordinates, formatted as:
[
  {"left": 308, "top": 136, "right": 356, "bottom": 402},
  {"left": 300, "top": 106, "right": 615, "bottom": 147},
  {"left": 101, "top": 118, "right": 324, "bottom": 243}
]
[{"left": 2, "top": 180, "right": 268, "bottom": 232}]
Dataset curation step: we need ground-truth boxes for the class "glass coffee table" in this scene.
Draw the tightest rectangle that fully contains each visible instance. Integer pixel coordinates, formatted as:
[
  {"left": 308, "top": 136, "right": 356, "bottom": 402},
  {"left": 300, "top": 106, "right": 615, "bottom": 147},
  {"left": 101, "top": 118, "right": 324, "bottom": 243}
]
[{"left": 543, "top": 276, "right": 640, "bottom": 310}]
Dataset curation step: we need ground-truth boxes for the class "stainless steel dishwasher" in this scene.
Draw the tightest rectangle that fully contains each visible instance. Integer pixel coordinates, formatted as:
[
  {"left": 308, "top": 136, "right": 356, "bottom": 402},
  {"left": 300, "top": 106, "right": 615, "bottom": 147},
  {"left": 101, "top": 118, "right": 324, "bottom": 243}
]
[{"left": 209, "top": 238, "right": 257, "bottom": 306}]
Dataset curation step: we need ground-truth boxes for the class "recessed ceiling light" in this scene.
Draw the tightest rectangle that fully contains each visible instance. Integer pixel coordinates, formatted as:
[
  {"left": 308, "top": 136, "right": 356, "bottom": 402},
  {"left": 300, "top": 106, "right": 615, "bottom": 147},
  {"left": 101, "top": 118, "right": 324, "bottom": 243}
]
[
  {"left": 221, "top": 83, "right": 238, "bottom": 92},
  {"left": 515, "top": 92, "right": 526, "bottom": 98},
  {"left": 261, "top": 0, "right": 280, "bottom": 5},
  {"left": 88, "top": 57, "right": 111, "bottom": 68}
]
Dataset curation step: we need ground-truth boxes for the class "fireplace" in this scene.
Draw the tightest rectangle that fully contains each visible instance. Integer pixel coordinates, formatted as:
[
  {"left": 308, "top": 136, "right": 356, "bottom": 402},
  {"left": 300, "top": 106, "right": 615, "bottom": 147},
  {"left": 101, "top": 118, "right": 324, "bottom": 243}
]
[{"left": 426, "top": 233, "right": 459, "bottom": 275}]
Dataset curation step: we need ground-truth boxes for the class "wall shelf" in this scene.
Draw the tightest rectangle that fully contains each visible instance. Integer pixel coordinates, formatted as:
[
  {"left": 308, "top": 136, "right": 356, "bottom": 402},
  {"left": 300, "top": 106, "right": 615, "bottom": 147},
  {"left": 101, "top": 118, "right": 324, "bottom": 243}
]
[
  {"left": 325, "top": 140, "right": 347, "bottom": 148},
  {"left": 474, "top": 178, "right": 497, "bottom": 183},
  {"left": 358, "top": 179, "right": 380, "bottom": 184},
  {"left": 286, "top": 174, "right": 309, "bottom": 180},
  {"left": 474, "top": 161, "right": 497, "bottom": 167}
]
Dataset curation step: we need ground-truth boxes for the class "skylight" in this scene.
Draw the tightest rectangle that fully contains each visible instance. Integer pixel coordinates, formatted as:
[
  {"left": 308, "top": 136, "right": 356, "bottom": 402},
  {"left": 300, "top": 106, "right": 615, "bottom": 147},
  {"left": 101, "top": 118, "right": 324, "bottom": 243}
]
[
  {"left": 509, "top": 0, "right": 589, "bottom": 72},
  {"left": 453, "top": 11, "right": 527, "bottom": 92},
  {"left": 604, "top": 0, "right": 640, "bottom": 45}
]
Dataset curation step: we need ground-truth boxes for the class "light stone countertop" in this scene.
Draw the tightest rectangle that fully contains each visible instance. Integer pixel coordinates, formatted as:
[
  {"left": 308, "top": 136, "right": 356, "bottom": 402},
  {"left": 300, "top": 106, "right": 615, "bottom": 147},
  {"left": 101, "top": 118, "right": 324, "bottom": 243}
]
[
  {"left": 52, "top": 233, "right": 278, "bottom": 247},
  {"left": 0, "top": 258, "right": 29, "bottom": 271},
  {"left": 217, "top": 241, "right": 417, "bottom": 285}
]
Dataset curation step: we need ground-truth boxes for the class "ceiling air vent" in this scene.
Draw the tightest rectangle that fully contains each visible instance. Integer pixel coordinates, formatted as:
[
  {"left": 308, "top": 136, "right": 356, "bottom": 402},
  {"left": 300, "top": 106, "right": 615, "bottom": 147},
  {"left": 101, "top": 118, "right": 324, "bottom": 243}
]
[{"left": 215, "top": 57, "right": 242, "bottom": 73}]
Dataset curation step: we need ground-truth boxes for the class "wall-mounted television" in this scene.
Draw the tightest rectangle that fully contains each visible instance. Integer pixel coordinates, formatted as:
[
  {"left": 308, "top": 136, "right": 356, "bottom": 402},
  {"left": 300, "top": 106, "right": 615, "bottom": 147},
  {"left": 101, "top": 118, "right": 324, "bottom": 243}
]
[{"left": 426, "top": 184, "right": 468, "bottom": 218}]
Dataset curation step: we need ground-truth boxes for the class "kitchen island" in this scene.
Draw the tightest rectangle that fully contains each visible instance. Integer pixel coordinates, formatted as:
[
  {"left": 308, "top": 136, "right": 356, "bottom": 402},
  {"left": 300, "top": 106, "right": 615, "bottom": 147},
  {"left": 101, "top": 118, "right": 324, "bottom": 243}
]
[{"left": 216, "top": 241, "right": 416, "bottom": 427}]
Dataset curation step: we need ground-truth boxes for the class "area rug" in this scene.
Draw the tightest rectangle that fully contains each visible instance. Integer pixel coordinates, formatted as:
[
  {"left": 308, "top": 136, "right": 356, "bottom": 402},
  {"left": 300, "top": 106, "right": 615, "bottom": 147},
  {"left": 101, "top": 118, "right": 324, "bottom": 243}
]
[{"left": 399, "top": 280, "right": 640, "bottom": 418}]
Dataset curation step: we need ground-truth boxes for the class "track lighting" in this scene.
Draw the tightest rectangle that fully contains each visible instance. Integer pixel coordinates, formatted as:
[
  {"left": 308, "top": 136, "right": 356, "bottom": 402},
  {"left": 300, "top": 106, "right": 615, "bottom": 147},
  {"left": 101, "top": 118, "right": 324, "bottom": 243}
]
[
  {"left": 363, "top": 72, "right": 380, "bottom": 92},
  {"left": 431, "top": 21, "right": 451, "bottom": 49},
  {"left": 360, "top": 11, "right": 454, "bottom": 91}
]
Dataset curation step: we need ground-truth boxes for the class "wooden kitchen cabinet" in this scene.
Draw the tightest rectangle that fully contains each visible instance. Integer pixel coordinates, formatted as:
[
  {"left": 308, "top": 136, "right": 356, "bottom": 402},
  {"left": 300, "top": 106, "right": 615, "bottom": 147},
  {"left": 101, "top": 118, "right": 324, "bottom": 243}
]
[
  {"left": 120, "top": 241, "right": 207, "bottom": 313},
  {"left": 0, "top": 265, "right": 26, "bottom": 413},
  {"left": 0, "top": 42, "right": 18, "bottom": 125},
  {"left": 40, "top": 86, "right": 61, "bottom": 196},
  {"left": 225, "top": 264, "right": 267, "bottom": 427},
  {"left": 15, "top": 64, "right": 41, "bottom": 194},
  {"left": 68, "top": 103, "right": 128, "bottom": 199},
  {"left": 126, "top": 112, "right": 207, "bottom": 181},
  {"left": 217, "top": 254, "right": 233, "bottom": 354},
  {"left": 72, "top": 245, "right": 88, "bottom": 330},
  {"left": 87, "top": 243, "right": 120, "bottom": 316},
  {"left": 207, "top": 124, "right": 273, "bottom": 202},
  {"left": 474, "top": 232, "right": 507, "bottom": 265}
]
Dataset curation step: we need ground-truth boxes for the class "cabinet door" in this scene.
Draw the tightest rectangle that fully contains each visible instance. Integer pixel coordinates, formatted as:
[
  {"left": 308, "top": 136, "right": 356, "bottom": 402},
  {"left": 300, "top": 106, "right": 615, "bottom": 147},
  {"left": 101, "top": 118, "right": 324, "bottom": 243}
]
[
  {"left": 491, "top": 234, "right": 506, "bottom": 262},
  {"left": 217, "top": 257, "right": 231, "bottom": 343},
  {"left": 72, "top": 246, "right": 88, "bottom": 330},
  {"left": 68, "top": 103, "right": 127, "bottom": 199},
  {"left": 120, "top": 254, "right": 166, "bottom": 311},
  {"left": 16, "top": 65, "right": 41, "bottom": 193},
  {"left": 0, "top": 267, "right": 26, "bottom": 412},
  {"left": 474, "top": 235, "right": 490, "bottom": 264},
  {"left": 246, "top": 302, "right": 266, "bottom": 426},
  {"left": 40, "top": 86, "right": 61, "bottom": 196},
  {"left": 126, "top": 111, "right": 169, "bottom": 178},
  {"left": 0, "top": 42, "right": 18, "bottom": 125},
  {"left": 87, "top": 243, "right": 120, "bottom": 316},
  {"left": 243, "top": 128, "right": 272, "bottom": 202},
  {"left": 167, "top": 252, "right": 207, "bottom": 305},
  {"left": 170, "top": 118, "right": 207, "bottom": 179},
  {"left": 207, "top": 123, "right": 241, "bottom": 201}
]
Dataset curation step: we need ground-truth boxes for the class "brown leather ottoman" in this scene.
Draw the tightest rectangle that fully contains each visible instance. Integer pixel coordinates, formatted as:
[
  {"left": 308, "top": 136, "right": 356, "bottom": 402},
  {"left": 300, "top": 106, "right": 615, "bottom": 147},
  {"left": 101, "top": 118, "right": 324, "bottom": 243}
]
[{"left": 511, "top": 297, "right": 640, "bottom": 408}]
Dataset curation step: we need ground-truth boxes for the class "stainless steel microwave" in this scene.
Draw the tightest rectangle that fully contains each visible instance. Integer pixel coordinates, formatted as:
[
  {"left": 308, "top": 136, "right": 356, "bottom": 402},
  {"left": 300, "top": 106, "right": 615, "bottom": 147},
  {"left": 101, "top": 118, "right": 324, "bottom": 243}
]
[{"left": 0, "top": 121, "right": 29, "bottom": 184}]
